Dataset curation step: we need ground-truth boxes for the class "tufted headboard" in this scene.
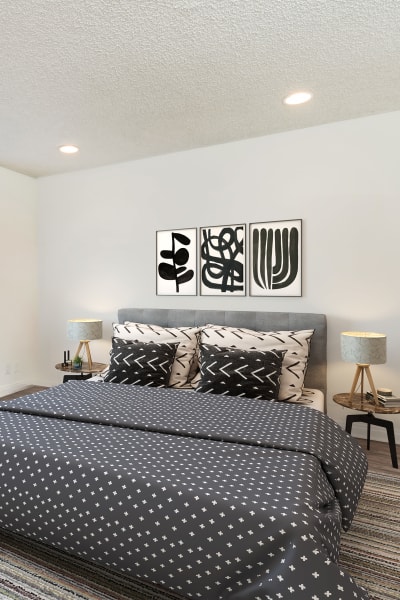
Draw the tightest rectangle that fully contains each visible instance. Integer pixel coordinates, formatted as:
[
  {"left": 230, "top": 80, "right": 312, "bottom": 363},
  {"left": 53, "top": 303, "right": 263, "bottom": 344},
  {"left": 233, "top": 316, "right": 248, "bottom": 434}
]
[{"left": 117, "top": 308, "right": 327, "bottom": 399}]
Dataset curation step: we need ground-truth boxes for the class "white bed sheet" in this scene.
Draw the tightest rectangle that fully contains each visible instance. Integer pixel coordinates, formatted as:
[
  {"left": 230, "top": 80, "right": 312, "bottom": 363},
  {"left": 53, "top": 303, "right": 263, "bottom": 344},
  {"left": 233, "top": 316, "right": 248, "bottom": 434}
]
[{"left": 88, "top": 375, "right": 325, "bottom": 412}]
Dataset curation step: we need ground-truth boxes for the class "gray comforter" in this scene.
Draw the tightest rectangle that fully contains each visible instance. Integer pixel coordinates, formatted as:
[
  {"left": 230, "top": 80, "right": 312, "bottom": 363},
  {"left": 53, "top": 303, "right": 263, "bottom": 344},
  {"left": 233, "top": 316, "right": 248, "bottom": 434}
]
[{"left": 0, "top": 381, "right": 369, "bottom": 599}]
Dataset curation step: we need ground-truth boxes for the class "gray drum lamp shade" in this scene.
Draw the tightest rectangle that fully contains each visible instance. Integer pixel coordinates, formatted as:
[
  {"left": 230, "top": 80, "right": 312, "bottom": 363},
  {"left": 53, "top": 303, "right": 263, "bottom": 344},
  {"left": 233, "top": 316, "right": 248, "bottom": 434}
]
[
  {"left": 341, "top": 331, "right": 387, "bottom": 365},
  {"left": 67, "top": 319, "right": 103, "bottom": 341}
]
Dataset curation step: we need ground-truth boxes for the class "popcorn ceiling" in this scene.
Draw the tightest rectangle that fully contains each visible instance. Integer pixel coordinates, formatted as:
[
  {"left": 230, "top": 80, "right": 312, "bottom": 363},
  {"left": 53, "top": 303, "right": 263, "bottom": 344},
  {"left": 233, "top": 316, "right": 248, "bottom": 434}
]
[{"left": 1, "top": 0, "right": 399, "bottom": 176}]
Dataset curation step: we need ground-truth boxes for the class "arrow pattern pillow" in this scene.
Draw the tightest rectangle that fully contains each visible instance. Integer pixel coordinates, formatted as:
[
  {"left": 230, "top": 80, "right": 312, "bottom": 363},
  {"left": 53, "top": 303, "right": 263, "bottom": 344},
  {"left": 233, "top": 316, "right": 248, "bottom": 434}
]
[
  {"left": 196, "top": 344, "right": 286, "bottom": 400},
  {"left": 103, "top": 341, "right": 178, "bottom": 386},
  {"left": 113, "top": 323, "right": 200, "bottom": 388},
  {"left": 197, "top": 326, "right": 314, "bottom": 402}
]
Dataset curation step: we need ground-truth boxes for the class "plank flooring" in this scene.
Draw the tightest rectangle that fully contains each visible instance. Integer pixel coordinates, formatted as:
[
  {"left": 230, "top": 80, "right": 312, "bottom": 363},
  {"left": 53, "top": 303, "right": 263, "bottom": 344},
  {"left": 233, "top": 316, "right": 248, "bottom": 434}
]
[
  {"left": 1, "top": 385, "right": 399, "bottom": 477},
  {"left": 0, "top": 385, "right": 48, "bottom": 401},
  {"left": 355, "top": 437, "right": 400, "bottom": 477}
]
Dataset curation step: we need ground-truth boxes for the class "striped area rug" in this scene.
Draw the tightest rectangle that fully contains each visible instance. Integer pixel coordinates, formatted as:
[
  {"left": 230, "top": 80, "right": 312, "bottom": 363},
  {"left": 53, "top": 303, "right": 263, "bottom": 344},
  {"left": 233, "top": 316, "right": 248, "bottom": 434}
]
[
  {"left": 339, "top": 470, "right": 400, "bottom": 600},
  {"left": 0, "top": 532, "right": 184, "bottom": 600},
  {"left": 0, "top": 470, "right": 398, "bottom": 600}
]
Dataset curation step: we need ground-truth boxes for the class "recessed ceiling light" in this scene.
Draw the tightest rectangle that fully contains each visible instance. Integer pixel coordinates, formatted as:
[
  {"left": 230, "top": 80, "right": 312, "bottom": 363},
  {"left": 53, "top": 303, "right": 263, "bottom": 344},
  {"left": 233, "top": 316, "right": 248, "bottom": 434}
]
[
  {"left": 283, "top": 91, "right": 313, "bottom": 105},
  {"left": 59, "top": 145, "right": 79, "bottom": 154}
]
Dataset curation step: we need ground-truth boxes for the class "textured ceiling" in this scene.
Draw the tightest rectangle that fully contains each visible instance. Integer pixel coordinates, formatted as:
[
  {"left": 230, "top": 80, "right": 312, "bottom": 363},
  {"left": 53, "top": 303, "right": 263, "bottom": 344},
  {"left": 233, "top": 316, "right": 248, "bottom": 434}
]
[{"left": 1, "top": 0, "right": 399, "bottom": 177}]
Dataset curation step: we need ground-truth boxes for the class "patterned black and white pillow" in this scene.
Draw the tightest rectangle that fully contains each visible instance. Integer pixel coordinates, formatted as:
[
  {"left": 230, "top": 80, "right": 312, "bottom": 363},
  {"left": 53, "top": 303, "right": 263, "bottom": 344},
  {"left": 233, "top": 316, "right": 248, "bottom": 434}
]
[
  {"left": 196, "top": 343, "right": 286, "bottom": 401},
  {"left": 113, "top": 323, "right": 200, "bottom": 388},
  {"left": 103, "top": 341, "right": 178, "bottom": 386},
  {"left": 196, "top": 326, "right": 314, "bottom": 402}
]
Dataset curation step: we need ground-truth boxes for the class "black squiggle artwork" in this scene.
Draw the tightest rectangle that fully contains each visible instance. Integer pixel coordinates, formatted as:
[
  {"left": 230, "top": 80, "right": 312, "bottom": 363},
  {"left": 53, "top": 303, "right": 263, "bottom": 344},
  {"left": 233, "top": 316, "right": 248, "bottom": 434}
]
[
  {"left": 252, "top": 226, "right": 299, "bottom": 290},
  {"left": 201, "top": 226, "right": 244, "bottom": 293},
  {"left": 158, "top": 232, "right": 194, "bottom": 293}
]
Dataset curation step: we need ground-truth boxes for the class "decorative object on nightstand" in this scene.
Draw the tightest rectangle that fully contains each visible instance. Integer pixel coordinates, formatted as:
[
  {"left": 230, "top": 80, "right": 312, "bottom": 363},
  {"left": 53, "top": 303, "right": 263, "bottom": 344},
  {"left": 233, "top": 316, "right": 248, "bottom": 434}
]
[
  {"left": 67, "top": 319, "right": 103, "bottom": 370},
  {"left": 370, "top": 388, "right": 400, "bottom": 406},
  {"left": 72, "top": 355, "right": 83, "bottom": 369},
  {"left": 340, "top": 331, "right": 386, "bottom": 406}
]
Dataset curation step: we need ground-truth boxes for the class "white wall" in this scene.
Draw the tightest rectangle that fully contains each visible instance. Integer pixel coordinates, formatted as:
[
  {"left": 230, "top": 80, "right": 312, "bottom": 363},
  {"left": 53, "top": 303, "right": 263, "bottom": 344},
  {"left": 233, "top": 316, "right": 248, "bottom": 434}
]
[
  {"left": 0, "top": 166, "right": 38, "bottom": 395},
  {"left": 36, "top": 110, "right": 400, "bottom": 442}
]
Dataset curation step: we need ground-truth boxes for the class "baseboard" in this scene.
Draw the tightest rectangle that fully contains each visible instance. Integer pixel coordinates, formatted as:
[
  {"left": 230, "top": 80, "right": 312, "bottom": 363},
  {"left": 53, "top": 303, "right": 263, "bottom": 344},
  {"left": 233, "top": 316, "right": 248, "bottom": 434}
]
[{"left": 0, "top": 380, "right": 29, "bottom": 398}]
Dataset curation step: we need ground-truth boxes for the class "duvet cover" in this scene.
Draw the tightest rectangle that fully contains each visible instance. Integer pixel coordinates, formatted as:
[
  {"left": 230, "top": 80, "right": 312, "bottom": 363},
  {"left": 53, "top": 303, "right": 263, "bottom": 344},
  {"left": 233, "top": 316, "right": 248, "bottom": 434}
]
[{"left": 0, "top": 381, "right": 369, "bottom": 599}]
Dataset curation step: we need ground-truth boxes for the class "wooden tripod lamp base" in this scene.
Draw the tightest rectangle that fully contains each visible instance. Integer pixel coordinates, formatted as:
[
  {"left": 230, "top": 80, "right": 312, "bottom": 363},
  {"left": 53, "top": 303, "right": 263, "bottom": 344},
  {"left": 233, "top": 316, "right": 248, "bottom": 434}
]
[
  {"left": 349, "top": 363, "right": 378, "bottom": 406},
  {"left": 74, "top": 340, "right": 94, "bottom": 370}
]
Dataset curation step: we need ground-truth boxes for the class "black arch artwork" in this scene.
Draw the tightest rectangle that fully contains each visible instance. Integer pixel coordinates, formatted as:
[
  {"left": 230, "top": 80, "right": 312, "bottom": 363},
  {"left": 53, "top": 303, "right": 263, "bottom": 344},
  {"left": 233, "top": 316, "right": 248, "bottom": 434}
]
[{"left": 250, "top": 220, "right": 302, "bottom": 297}]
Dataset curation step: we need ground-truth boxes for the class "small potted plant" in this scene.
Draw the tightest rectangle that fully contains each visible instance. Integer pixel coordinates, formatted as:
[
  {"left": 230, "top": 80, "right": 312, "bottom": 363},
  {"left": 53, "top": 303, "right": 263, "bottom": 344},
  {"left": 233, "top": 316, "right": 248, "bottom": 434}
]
[{"left": 72, "top": 355, "right": 82, "bottom": 369}]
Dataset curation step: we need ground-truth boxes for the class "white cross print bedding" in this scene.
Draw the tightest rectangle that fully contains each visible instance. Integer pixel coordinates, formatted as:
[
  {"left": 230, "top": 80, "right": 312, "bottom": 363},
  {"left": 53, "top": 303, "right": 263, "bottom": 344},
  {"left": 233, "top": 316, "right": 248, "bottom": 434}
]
[{"left": 0, "top": 381, "right": 369, "bottom": 600}]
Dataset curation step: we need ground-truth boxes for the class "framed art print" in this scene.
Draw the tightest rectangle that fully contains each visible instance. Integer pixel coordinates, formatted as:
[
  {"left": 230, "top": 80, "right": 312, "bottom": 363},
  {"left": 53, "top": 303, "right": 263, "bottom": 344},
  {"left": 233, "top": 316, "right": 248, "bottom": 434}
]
[
  {"left": 156, "top": 228, "right": 197, "bottom": 295},
  {"left": 249, "top": 219, "right": 302, "bottom": 296},
  {"left": 200, "top": 223, "right": 245, "bottom": 296}
]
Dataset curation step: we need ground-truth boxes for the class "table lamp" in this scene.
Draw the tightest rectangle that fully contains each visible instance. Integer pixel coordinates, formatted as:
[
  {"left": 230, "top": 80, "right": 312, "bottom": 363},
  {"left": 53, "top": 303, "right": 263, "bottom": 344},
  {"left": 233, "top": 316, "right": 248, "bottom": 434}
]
[
  {"left": 340, "top": 331, "right": 386, "bottom": 405},
  {"left": 67, "top": 319, "right": 103, "bottom": 370}
]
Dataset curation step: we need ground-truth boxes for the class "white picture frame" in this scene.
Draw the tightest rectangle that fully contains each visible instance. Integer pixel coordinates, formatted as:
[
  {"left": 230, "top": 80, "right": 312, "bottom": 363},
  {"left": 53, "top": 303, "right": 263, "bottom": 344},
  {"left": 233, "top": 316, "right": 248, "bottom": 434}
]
[
  {"left": 249, "top": 219, "right": 302, "bottom": 296},
  {"left": 156, "top": 228, "right": 197, "bottom": 295},
  {"left": 199, "top": 223, "right": 245, "bottom": 296}
]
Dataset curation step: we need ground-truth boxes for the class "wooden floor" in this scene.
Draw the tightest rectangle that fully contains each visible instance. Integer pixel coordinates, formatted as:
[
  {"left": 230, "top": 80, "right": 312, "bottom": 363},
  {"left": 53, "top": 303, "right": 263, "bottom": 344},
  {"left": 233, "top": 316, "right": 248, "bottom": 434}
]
[
  {"left": 0, "top": 385, "right": 48, "bottom": 401},
  {"left": 355, "top": 437, "right": 400, "bottom": 477},
  {"left": 1, "top": 385, "right": 400, "bottom": 477}
]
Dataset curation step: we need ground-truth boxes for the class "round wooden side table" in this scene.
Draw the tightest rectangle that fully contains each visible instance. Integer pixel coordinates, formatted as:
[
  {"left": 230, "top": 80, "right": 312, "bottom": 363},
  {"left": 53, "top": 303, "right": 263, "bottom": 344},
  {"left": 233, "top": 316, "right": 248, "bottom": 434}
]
[
  {"left": 55, "top": 362, "right": 107, "bottom": 383},
  {"left": 333, "top": 392, "right": 399, "bottom": 469}
]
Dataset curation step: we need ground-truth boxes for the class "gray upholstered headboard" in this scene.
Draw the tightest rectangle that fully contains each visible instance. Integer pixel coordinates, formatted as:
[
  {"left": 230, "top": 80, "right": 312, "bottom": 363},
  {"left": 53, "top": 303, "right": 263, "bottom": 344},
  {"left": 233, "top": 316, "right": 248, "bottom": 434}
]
[{"left": 117, "top": 308, "right": 327, "bottom": 398}]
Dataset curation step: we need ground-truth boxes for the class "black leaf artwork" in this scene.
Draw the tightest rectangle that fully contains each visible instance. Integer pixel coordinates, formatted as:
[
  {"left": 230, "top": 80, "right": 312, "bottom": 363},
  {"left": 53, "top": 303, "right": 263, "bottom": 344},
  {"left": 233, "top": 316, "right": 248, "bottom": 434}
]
[{"left": 158, "top": 232, "right": 194, "bottom": 293}]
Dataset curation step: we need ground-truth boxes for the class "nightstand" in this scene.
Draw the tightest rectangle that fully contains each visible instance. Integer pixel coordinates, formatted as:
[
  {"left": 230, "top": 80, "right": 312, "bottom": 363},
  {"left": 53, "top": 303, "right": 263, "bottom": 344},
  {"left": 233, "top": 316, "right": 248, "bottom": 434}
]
[
  {"left": 333, "top": 392, "right": 399, "bottom": 468},
  {"left": 55, "top": 362, "right": 107, "bottom": 383}
]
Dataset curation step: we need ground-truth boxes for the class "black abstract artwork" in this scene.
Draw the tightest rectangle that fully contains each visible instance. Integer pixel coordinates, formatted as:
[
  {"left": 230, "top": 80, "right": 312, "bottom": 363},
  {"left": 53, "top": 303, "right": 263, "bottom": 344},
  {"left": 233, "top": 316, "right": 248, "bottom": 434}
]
[
  {"left": 156, "top": 229, "right": 197, "bottom": 295},
  {"left": 200, "top": 224, "right": 245, "bottom": 296},
  {"left": 250, "top": 220, "right": 302, "bottom": 296}
]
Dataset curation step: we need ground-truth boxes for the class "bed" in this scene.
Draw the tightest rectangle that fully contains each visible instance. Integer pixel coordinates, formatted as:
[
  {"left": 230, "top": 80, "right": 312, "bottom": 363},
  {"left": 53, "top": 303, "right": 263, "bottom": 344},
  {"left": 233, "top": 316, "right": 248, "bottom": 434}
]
[{"left": 0, "top": 308, "right": 369, "bottom": 600}]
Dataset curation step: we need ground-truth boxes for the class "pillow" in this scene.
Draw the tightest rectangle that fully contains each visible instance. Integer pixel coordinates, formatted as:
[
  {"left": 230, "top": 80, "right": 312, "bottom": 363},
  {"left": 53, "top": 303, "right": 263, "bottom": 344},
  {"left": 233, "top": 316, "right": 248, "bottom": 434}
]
[
  {"left": 196, "top": 344, "right": 286, "bottom": 401},
  {"left": 113, "top": 323, "right": 201, "bottom": 388},
  {"left": 103, "top": 341, "right": 178, "bottom": 386},
  {"left": 197, "top": 325, "right": 314, "bottom": 402}
]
